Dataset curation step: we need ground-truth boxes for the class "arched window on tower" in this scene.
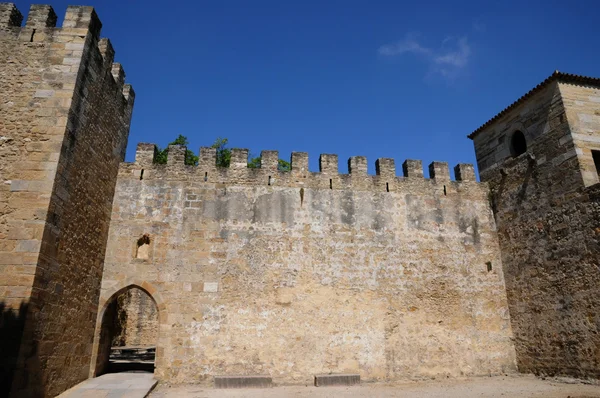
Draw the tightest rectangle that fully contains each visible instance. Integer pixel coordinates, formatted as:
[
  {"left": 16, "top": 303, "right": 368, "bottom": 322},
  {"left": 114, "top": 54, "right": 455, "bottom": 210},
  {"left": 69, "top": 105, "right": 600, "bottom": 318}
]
[{"left": 510, "top": 130, "right": 527, "bottom": 157}]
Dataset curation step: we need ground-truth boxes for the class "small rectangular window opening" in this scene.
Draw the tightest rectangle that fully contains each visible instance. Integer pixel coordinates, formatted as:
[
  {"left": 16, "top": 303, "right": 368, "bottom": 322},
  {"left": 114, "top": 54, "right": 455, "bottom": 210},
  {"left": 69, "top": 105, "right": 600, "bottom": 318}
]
[
  {"left": 139, "top": 169, "right": 144, "bottom": 180},
  {"left": 486, "top": 261, "right": 492, "bottom": 272},
  {"left": 386, "top": 182, "right": 389, "bottom": 192},
  {"left": 329, "top": 179, "right": 333, "bottom": 189},
  {"left": 443, "top": 185, "right": 447, "bottom": 196},
  {"left": 592, "top": 150, "right": 600, "bottom": 176},
  {"left": 204, "top": 172, "right": 208, "bottom": 182},
  {"left": 268, "top": 176, "right": 272, "bottom": 186}
]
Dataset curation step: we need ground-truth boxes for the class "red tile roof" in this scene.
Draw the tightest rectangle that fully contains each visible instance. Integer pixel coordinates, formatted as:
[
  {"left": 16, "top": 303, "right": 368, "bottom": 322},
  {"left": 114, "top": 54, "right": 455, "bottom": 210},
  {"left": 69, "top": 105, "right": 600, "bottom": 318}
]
[{"left": 468, "top": 71, "right": 600, "bottom": 139}]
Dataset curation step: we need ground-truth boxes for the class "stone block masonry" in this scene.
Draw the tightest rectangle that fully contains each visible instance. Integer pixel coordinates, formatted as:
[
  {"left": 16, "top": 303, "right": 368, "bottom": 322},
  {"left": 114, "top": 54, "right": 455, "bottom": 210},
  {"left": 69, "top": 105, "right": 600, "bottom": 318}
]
[
  {"left": 470, "top": 72, "right": 600, "bottom": 379},
  {"left": 0, "top": 3, "right": 134, "bottom": 397},
  {"left": 95, "top": 146, "right": 517, "bottom": 385},
  {"left": 112, "top": 287, "right": 159, "bottom": 347},
  {"left": 1, "top": 1, "right": 597, "bottom": 394}
]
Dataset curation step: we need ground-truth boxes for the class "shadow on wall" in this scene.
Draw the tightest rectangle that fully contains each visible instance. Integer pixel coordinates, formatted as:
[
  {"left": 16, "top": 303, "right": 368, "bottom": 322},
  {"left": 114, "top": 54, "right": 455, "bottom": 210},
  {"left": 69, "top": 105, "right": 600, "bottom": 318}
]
[
  {"left": 0, "top": 301, "right": 38, "bottom": 398},
  {"left": 95, "top": 286, "right": 158, "bottom": 376}
]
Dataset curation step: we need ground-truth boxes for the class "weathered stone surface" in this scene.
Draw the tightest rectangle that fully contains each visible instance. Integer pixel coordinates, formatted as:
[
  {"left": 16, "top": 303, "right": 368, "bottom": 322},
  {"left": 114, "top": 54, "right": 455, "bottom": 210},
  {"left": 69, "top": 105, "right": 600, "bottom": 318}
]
[
  {"left": 314, "top": 374, "right": 360, "bottom": 387},
  {"left": 214, "top": 375, "right": 272, "bottom": 389},
  {"left": 0, "top": 3, "right": 134, "bottom": 396},
  {"left": 97, "top": 149, "right": 516, "bottom": 385},
  {"left": 2, "top": 2, "right": 598, "bottom": 394},
  {"left": 471, "top": 75, "right": 600, "bottom": 379},
  {"left": 112, "top": 287, "right": 158, "bottom": 347}
]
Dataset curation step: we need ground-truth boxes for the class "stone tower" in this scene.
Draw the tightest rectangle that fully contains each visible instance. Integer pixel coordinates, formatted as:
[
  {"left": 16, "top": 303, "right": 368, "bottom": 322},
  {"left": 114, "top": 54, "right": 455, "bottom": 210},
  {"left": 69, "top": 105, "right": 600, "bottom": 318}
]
[
  {"left": 0, "top": 3, "right": 134, "bottom": 396},
  {"left": 470, "top": 72, "right": 600, "bottom": 378}
]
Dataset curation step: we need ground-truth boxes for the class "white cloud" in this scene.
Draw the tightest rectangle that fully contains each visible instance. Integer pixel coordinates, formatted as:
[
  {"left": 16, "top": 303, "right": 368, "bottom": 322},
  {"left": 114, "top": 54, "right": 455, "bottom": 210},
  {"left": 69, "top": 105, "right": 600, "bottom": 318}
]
[
  {"left": 435, "top": 37, "right": 470, "bottom": 67},
  {"left": 379, "top": 34, "right": 472, "bottom": 81},
  {"left": 378, "top": 33, "right": 432, "bottom": 56}
]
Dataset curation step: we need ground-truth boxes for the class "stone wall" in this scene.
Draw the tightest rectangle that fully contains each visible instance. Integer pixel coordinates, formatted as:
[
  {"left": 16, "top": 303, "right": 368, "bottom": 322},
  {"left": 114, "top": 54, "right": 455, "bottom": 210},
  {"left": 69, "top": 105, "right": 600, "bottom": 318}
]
[
  {"left": 471, "top": 75, "right": 600, "bottom": 378},
  {"left": 0, "top": 4, "right": 134, "bottom": 396},
  {"left": 113, "top": 287, "right": 159, "bottom": 347},
  {"left": 97, "top": 147, "right": 517, "bottom": 384},
  {"left": 561, "top": 82, "right": 600, "bottom": 187}
]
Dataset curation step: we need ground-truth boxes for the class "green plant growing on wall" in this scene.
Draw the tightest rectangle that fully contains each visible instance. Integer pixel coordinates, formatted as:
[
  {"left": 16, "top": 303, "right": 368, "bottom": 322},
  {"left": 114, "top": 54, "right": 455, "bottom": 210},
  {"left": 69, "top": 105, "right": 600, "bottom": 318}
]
[
  {"left": 247, "top": 155, "right": 261, "bottom": 169},
  {"left": 155, "top": 135, "right": 291, "bottom": 170},
  {"left": 212, "top": 137, "right": 232, "bottom": 168},
  {"left": 278, "top": 159, "right": 291, "bottom": 171},
  {"left": 247, "top": 154, "right": 291, "bottom": 171},
  {"left": 155, "top": 135, "right": 199, "bottom": 166}
]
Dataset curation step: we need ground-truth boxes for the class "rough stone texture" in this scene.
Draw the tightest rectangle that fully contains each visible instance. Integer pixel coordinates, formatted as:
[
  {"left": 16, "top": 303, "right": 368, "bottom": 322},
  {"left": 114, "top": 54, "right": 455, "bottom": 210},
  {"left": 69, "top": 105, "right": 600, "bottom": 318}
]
[
  {"left": 95, "top": 148, "right": 516, "bottom": 385},
  {"left": 112, "top": 287, "right": 159, "bottom": 347},
  {"left": 561, "top": 83, "right": 600, "bottom": 187},
  {"left": 0, "top": 3, "right": 134, "bottom": 396},
  {"left": 471, "top": 77, "right": 600, "bottom": 378},
  {"left": 2, "top": 2, "right": 597, "bottom": 393}
]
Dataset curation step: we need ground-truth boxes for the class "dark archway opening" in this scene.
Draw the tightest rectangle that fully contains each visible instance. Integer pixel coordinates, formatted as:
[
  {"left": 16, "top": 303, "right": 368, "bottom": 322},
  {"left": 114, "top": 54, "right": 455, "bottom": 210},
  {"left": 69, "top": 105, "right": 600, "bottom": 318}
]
[
  {"left": 95, "top": 287, "right": 158, "bottom": 375},
  {"left": 510, "top": 130, "right": 527, "bottom": 157}
]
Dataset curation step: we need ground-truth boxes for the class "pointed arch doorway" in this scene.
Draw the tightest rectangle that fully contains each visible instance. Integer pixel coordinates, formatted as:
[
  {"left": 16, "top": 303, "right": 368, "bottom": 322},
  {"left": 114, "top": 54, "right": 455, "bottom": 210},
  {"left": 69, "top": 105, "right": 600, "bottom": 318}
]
[{"left": 91, "top": 282, "right": 165, "bottom": 377}]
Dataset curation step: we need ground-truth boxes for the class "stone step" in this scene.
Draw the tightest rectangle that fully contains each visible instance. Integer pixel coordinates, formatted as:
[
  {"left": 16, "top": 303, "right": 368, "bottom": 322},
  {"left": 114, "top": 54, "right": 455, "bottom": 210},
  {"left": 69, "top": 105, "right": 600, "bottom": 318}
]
[
  {"left": 110, "top": 346, "right": 156, "bottom": 362},
  {"left": 314, "top": 374, "right": 360, "bottom": 387},
  {"left": 214, "top": 375, "right": 272, "bottom": 389}
]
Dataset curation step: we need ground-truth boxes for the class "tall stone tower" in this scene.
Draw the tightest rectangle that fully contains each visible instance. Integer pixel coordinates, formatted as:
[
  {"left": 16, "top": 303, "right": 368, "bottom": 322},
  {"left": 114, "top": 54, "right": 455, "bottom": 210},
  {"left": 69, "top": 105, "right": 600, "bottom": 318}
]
[
  {"left": 0, "top": 3, "right": 134, "bottom": 396},
  {"left": 470, "top": 72, "right": 600, "bottom": 378}
]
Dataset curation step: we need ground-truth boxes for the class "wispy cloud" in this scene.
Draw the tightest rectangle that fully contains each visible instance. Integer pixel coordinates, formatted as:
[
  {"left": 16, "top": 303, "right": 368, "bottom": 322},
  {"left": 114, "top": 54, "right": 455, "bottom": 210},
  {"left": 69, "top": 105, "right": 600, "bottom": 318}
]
[
  {"left": 378, "top": 33, "right": 472, "bottom": 81},
  {"left": 472, "top": 19, "right": 486, "bottom": 33},
  {"left": 378, "top": 33, "right": 432, "bottom": 56}
]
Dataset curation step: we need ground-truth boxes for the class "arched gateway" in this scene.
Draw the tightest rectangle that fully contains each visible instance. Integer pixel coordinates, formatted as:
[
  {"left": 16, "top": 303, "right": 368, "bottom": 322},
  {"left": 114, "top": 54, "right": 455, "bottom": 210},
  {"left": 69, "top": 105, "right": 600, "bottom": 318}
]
[{"left": 90, "top": 280, "right": 167, "bottom": 377}]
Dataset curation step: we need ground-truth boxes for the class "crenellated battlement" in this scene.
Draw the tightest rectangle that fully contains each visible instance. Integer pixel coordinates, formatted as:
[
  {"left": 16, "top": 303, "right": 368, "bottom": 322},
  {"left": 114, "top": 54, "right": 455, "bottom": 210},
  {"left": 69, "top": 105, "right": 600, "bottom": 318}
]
[
  {"left": 25, "top": 4, "right": 57, "bottom": 28},
  {"left": 122, "top": 143, "right": 480, "bottom": 193},
  {"left": 0, "top": 3, "right": 133, "bottom": 106},
  {"left": 0, "top": 3, "right": 23, "bottom": 28},
  {"left": 0, "top": 3, "right": 136, "bottom": 396},
  {"left": 0, "top": 3, "right": 100, "bottom": 36}
]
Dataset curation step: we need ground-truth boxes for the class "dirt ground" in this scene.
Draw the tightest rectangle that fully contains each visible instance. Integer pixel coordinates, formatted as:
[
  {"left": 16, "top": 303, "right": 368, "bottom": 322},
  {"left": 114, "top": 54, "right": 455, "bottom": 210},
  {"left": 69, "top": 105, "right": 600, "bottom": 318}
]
[{"left": 150, "top": 374, "right": 600, "bottom": 398}]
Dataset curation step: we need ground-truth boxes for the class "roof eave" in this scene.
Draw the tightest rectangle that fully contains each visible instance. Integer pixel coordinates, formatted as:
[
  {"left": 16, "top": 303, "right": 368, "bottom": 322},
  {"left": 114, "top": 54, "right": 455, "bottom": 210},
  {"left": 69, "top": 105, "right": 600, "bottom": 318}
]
[{"left": 467, "top": 71, "right": 600, "bottom": 140}]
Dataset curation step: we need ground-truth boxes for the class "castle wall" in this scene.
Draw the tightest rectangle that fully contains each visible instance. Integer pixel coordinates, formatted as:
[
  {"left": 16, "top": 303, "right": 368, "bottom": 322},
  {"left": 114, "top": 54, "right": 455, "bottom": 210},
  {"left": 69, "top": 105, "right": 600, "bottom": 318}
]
[
  {"left": 472, "top": 79, "right": 600, "bottom": 378},
  {"left": 113, "top": 287, "right": 159, "bottom": 347},
  {"left": 99, "top": 149, "right": 517, "bottom": 384},
  {"left": 0, "top": 4, "right": 134, "bottom": 396}
]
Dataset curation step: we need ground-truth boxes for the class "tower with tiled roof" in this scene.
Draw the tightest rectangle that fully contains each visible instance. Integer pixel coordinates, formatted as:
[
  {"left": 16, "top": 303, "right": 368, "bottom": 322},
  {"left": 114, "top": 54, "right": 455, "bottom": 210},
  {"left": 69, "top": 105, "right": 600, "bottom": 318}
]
[{"left": 470, "top": 71, "right": 600, "bottom": 379}]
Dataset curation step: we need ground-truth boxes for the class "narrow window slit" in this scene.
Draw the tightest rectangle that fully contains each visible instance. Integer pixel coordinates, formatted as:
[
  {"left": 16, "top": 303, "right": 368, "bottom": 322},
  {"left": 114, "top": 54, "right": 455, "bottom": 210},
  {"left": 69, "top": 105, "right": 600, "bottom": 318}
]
[
  {"left": 204, "top": 172, "right": 208, "bottom": 182},
  {"left": 30, "top": 29, "right": 36, "bottom": 42},
  {"left": 329, "top": 179, "right": 333, "bottom": 189},
  {"left": 443, "top": 185, "right": 447, "bottom": 196},
  {"left": 139, "top": 169, "right": 144, "bottom": 180},
  {"left": 510, "top": 130, "right": 527, "bottom": 157},
  {"left": 268, "top": 176, "right": 272, "bottom": 186},
  {"left": 386, "top": 182, "right": 389, "bottom": 192},
  {"left": 486, "top": 262, "right": 493, "bottom": 272}
]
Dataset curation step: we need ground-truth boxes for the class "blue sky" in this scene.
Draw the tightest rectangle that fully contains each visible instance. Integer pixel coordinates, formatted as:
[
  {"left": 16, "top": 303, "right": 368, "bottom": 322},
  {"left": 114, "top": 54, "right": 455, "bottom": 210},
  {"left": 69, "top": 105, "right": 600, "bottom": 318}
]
[{"left": 14, "top": 0, "right": 600, "bottom": 176}]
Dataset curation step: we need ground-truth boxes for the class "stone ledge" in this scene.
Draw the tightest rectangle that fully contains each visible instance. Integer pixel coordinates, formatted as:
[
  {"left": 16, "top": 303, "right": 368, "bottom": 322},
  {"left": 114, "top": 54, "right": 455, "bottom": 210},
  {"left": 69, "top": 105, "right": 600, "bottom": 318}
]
[
  {"left": 214, "top": 375, "right": 272, "bottom": 389},
  {"left": 314, "top": 374, "right": 360, "bottom": 387}
]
